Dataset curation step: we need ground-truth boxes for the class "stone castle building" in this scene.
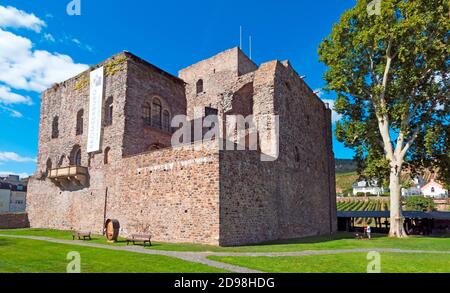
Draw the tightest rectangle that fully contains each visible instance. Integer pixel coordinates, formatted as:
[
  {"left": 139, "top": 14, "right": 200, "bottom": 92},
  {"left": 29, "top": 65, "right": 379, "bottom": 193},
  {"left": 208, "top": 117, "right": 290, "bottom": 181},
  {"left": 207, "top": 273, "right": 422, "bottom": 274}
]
[{"left": 27, "top": 48, "right": 336, "bottom": 246}]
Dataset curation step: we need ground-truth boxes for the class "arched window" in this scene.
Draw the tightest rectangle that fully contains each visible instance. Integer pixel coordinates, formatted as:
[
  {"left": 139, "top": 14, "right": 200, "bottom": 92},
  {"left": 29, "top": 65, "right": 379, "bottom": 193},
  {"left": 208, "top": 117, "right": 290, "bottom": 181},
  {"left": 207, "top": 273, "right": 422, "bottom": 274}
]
[
  {"left": 152, "top": 98, "right": 162, "bottom": 129},
  {"left": 104, "top": 147, "right": 110, "bottom": 165},
  {"left": 163, "top": 110, "right": 170, "bottom": 132},
  {"left": 52, "top": 116, "right": 59, "bottom": 139},
  {"left": 46, "top": 159, "right": 52, "bottom": 176},
  {"left": 142, "top": 102, "right": 151, "bottom": 125},
  {"left": 76, "top": 109, "right": 84, "bottom": 135},
  {"left": 70, "top": 145, "right": 82, "bottom": 166},
  {"left": 104, "top": 96, "right": 113, "bottom": 126},
  {"left": 74, "top": 149, "right": 81, "bottom": 166},
  {"left": 431, "top": 187, "right": 435, "bottom": 193},
  {"left": 196, "top": 79, "right": 203, "bottom": 94}
]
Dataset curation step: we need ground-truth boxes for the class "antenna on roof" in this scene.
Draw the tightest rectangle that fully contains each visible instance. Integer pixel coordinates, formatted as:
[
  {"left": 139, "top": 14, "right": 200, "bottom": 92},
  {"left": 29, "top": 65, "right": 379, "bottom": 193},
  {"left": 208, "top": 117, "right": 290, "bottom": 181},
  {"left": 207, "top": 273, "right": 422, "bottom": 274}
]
[
  {"left": 239, "top": 26, "right": 243, "bottom": 50},
  {"left": 249, "top": 35, "right": 252, "bottom": 60}
]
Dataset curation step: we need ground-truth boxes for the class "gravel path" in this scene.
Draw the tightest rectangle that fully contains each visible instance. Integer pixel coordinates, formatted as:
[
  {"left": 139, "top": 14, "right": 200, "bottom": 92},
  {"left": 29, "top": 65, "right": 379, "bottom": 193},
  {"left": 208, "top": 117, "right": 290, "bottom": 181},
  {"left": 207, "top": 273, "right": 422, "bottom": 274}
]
[{"left": 2, "top": 234, "right": 450, "bottom": 272}]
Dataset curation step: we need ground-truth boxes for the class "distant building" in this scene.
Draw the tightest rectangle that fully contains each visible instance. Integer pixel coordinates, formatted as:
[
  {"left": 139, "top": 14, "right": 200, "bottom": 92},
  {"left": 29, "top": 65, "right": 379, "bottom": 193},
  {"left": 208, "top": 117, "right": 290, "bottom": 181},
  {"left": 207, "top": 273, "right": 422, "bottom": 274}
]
[
  {"left": 352, "top": 179, "right": 386, "bottom": 196},
  {"left": 421, "top": 179, "right": 448, "bottom": 198},
  {"left": 0, "top": 181, "right": 27, "bottom": 213},
  {"left": 402, "top": 176, "right": 427, "bottom": 197}
]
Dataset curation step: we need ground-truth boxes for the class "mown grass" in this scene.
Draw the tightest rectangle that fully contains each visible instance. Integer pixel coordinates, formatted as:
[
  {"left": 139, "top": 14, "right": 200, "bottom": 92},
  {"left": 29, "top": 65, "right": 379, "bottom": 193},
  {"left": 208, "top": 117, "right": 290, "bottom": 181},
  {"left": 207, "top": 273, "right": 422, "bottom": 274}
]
[
  {"left": 208, "top": 252, "right": 450, "bottom": 273},
  {"left": 1, "top": 229, "right": 449, "bottom": 253},
  {"left": 0, "top": 236, "right": 227, "bottom": 273}
]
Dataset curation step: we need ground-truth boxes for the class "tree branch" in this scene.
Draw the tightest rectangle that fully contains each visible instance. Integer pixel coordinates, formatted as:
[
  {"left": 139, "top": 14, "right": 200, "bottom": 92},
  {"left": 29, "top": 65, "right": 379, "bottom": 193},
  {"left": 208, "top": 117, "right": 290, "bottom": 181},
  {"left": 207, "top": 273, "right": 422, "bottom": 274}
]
[
  {"left": 400, "top": 126, "right": 420, "bottom": 157},
  {"left": 374, "top": 39, "right": 395, "bottom": 163}
]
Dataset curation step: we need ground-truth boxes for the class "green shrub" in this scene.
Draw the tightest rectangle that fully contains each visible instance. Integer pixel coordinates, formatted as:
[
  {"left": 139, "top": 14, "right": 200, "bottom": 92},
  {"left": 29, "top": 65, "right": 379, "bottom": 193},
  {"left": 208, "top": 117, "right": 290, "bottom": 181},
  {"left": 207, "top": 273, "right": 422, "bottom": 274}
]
[
  {"left": 404, "top": 196, "right": 436, "bottom": 212},
  {"left": 356, "top": 192, "right": 365, "bottom": 197}
]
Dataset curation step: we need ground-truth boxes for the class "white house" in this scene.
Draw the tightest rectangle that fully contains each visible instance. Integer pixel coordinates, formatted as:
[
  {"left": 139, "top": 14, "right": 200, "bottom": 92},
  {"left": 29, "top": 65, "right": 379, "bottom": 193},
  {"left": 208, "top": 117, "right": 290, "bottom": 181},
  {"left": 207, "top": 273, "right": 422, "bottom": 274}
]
[
  {"left": 0, "top": 181, "right": 27, "bottom": 213},
  {"left": 421, "top": 179, "right": 448, "bottom": 198},
  {"left": 352, "top": 179, "right": 386, "bottom": 196},
  {"left": 402, "top": 176, "right": 426, "bottom": 196}
]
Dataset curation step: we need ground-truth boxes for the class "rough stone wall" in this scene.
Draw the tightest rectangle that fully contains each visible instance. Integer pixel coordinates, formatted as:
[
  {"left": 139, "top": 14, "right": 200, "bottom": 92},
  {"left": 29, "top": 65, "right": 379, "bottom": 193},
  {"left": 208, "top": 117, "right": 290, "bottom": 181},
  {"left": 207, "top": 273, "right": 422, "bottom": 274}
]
[
  {"left": 122, "top": 54, "right": 187, "bottom": 156},
  {"left": 27, "top": 52, "right": 130, "bottom": 233},
  {"left": 272, "top": 61, "right": 337, "bottom": 237},
  {"left": 28, "top": 141, "right": 221, "bottom": 244},
  {"left": 178, "top": 47, "right": 257, "bottom": 119},
  {"left": 109, "top": 141, "right": 220, "bottom": 244},
  {"left": 32, "top": 52, "right": 129, "bottom": 176},
  {"left": 218, "top": 59, "right": 336, "bottom": 246},
  {"left": 0, "top": 213, "right": 30, "bottom": 229},
  {"left": 27, "top": 52, "right": 221, "bottom": 245}
]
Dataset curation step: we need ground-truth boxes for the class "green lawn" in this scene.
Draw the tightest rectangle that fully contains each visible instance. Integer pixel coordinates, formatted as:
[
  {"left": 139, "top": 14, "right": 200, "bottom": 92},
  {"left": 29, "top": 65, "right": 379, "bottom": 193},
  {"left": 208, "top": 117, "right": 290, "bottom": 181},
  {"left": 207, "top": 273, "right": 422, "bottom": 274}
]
[
  {"left": 208, "top": 253, "right": 450, "bottom": 273},
  {"left": 0, "top": 236, "right": 227, "bottom": 273},
  {"left": 1, "top": 229, "right": 449, "bottom": 273},
  {"left": 0, "top": 228, "right": 449, "bottom": 252}
]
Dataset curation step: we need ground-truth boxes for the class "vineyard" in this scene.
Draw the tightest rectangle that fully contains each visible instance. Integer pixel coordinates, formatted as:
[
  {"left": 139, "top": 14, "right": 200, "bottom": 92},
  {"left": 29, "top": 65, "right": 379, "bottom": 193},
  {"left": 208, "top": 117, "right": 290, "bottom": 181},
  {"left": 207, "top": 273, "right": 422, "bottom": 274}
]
[
  {"left": 337, "top": 199, "right": 390, "bottom": 211},
  {"left": 337, "top": 199, "right": 390, "bottom": 226}
]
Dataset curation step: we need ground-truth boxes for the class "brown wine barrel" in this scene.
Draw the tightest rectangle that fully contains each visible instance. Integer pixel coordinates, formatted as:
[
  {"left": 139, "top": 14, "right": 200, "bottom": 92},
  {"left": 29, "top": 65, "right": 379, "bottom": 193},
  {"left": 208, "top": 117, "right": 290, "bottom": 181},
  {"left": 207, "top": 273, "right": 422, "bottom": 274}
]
[{"left": 105, "top": 219, "right": 120, "bottom": 242}]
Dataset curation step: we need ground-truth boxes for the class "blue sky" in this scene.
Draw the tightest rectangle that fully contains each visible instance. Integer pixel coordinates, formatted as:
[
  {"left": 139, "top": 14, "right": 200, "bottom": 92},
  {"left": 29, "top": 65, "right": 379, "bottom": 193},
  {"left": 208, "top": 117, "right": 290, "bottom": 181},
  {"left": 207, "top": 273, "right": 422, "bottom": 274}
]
[{"left": 0, "top": 0, "right": 356, "bottom": 177}]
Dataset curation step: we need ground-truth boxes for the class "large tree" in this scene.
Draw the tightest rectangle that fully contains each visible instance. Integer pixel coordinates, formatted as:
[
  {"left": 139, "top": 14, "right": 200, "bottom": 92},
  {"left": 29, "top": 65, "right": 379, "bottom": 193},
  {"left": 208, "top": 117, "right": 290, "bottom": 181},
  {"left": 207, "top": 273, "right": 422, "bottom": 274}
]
[{"left": 319, "top": 0, "right": 449, "bottom": 237}]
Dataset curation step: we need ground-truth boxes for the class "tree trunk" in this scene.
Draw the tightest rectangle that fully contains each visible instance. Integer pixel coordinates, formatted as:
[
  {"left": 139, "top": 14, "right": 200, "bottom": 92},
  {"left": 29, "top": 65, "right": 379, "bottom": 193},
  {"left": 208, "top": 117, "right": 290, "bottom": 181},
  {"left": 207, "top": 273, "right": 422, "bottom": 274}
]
[{"left": 388, "top": 169, "right": 408, "bottom": 237}]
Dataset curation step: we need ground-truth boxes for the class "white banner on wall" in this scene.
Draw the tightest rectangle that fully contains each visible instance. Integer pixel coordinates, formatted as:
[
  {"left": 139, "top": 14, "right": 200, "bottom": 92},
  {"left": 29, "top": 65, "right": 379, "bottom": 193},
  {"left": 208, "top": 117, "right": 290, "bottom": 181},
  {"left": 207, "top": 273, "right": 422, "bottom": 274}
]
[{"left": 87, "top": 66, "right": 104, "bottom": 153}]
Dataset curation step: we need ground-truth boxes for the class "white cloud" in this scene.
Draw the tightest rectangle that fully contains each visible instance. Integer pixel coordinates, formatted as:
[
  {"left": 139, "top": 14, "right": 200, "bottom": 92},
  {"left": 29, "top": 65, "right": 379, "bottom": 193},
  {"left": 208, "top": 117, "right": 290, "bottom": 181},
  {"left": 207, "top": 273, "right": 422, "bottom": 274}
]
[
  {"left": 44, "top": 33, "right": 55, "bottom": 42},
  {"left": 0, "top": 171, "right": 30, "bottom": 178},
  {"left": 0, "top": 5, "right": 46, "bottom": 33},
  {"left": 0, "top": 151, "right": 36, "bottom": 163},
  {"left": 0, "top": 28, "right": 89, "bottom": 92},
  {"left": 71, "top": 37, "right": 94, "bottom": 52},
  {"left": 0, "top": 85, "right": 32, "bottom": 105},
  {"left": 0, "top": 105, "right": 23, "bottom": 118}
]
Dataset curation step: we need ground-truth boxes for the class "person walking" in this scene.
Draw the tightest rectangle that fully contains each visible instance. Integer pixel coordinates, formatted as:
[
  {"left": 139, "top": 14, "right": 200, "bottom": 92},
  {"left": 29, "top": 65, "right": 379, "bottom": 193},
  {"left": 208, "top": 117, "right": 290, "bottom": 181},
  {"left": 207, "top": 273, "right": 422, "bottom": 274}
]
[{"left": 366, "top": 225, "right": 372, "bottom": 239}]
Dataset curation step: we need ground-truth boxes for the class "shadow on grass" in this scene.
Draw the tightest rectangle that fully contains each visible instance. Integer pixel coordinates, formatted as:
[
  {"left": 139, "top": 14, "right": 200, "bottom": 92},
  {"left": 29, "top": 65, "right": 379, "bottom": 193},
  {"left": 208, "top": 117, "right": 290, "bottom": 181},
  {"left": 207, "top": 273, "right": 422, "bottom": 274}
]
[
  {"left": 240, "top": 232, "right": 388, "bottom": 247},
  {"left": 0, "top": 237, "right": 14, "bottom": 247}
]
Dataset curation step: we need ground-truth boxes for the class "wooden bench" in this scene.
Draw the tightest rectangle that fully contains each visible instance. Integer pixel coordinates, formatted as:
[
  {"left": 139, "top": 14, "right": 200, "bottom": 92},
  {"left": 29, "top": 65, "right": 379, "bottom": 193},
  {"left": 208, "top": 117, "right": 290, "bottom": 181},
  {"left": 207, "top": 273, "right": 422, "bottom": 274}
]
[
  {"left": 72, "top": 231, "right": 92, "bottom": 240},
  {"left": 126, "top": 234, "right": 152, "bottom": 246}
]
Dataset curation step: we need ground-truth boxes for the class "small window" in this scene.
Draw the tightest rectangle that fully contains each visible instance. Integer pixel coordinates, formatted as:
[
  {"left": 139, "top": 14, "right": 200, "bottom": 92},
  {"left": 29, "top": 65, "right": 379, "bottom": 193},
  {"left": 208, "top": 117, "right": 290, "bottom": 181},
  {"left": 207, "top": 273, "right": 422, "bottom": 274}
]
[
  {"left": 143, "top": 102, "right": 151, "bottom": 125},
  {"left": 205, "top": 107, "right": 218, "bottom": 117},
  {"left": 76, "top": 109, "right": 84, "bottom": 135},
  {"left": 152, "top": 98, "right": 162, "bottom": 129},
  {"left": 46, "top": 159, "right": 52, "bottom": 175},
  {"left": 431, "top": 187, "right": 435, "bottom": 193},
  {"left": 163, "top": 110, "right": 170, "bottom": 132},
  {"left": 104, "top": 97, "right": 113, "bottom": 126},
  {"left": 104, "top": 147, "right": 110, "bottom": 165},
  {"left": 196, "top": 79, "right": 204, "bottom": 94},
  {"left": 52, "top": 116, "right": 59, "bottom": 139},
  {"left": 58, "top": 155, "right": 66, "bottom": 167},
  {"left": 294, "top": 146, "right": 300, "bottom": 162}
]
